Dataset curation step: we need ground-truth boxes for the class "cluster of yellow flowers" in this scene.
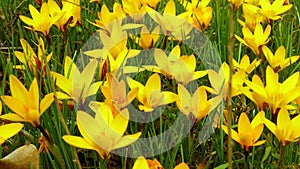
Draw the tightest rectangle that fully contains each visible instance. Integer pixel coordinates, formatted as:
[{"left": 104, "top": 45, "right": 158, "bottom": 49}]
[
  {"left": 222, "top": 0, "right": 300, "bottom": 153},
  {"left": 0, "top": 0, "right": 299, "bottom": 168}
]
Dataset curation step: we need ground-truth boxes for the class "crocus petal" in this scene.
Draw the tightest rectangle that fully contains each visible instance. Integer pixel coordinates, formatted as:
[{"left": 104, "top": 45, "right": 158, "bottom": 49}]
[
  {"left": 40, "top": 93, "right": 54, "bottom": 114},
  {"left": 0, "top": 123, "right": 23, "bottom": 145},
  {"left": 112, "top": 132, "right": 141, "bottom": 150},
  {"left": 174, "top": 162, "right": 190, "bottom": 169},
  {"left": 9, "top": 75, "right": 28, "bottom": 104},
  {"left": 164, "top": 0, "right": 176, "bottom": 15},
  {"left": 1, "top": 96, "right": 27, "bottom": 118},
  {"left": 28, "top": 78, "right": 39, "bottom": 110},
  {"left": 0, "top": 113, "right": 27, "bottom": 122},
  {"left": 132, "top": 157, "right": 149, "bottom": 169},
  {"left": 62, "top": 135, "right": 99, "bottom": 151},
  {"left": 238, "top": 113, "right": 251, "bottom": 137},
  {"left": 162, "top": 91, "right": 178, "bottom": 105},
  {"left": 51, "top": 72, "right": 73, "bottom": 96}
]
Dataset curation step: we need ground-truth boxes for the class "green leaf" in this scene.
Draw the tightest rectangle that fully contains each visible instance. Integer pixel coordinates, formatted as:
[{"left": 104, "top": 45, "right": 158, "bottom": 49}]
[
  {"left": 214, "top": 163, "right": 228, "bottom": 169},
  {"left": 48, "top": 143, "right": 66, "bottom": 169},
  {"left": 261, "top": 146, "right": 271, "bottom": 168}
]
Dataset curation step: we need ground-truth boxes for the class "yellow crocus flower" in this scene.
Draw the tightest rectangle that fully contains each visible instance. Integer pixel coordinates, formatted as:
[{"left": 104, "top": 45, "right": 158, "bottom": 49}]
[
  {"left": 238, "top": 4, "right": 264, "bottom": 32},
  {"left": 264, "top": 108, "right": 300, "bottom": 146},
  {"left": 222, "top": 111, "right": 266, "bottom": 151},
  {"left": 235, "top": 24, "right": 271, "bottom": 56},
  {"left": 206, "top": 62, "right": 246, "bottom": 100},
  {"left": 0, "top": 75, "right": 54, "bottom": 127},
  {"left": 62, "top": 106, "right": 141, "bottom": 159},
  {"left": 258, "top": 0, "right": 293, "bottom": 23},
  {"left": 19, "top": 3, "right": 63, "bottom": 36},
  {"left": 144, "top": 45, "right": 207, "bottom": 86},
  {"left": 147, "top": 0, "right": 192, "bottom": 40},
  {"left": 91, "top": 3, "right": 125, "bottom": 29},
  {"left": 14, "top": 38, "right": 52, "bottom": 76},
  {"left": 262, "top": 46, "right": 300, "bottom": 72},
  {"left": 136, "top": 26, "right": 160, "bottom": 49},
  {"left": 127, "top": 73, "right": 178, "bottom": 112},
  {"left": 233, "top": 54, "right": 261, "bottom": 74},
  {"left": 100, "top": 73, "right": 139, "bottom": 113},
  {"left": 180, "top": 0, "right": 212, "bottom": 30},
  {"left": 51, "top": 56, "right": 102, "bottom": 105},
  {"left": 176, "top": 84, "right": 222, "bottom": 120},
  {"left": 242, "top": 66, "right": 300, "bottom": 114},
  {"left": 48, "top": 0, "right": 81, "bottom": 31}
]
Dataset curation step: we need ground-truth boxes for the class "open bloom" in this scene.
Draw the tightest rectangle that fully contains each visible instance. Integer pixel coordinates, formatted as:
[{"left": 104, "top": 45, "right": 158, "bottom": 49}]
[
  {"left": 262, "top": 46, "right": 300, "bottom": 72},
  {"left": 0, "top": 101, "right": 24, "bottom": 145},
  {"left": 258, "top": 0, "right": 293, "bottom": 23},
  {"left": 122, "top": 0, "right": 148, "bottom": 21},
  {"left": 180, "top": 0, "right": 212, "bottom": 30},
  {"left": 0, "top": 75, "right": 54, "bottom": 127},
  {"left": 144, "top": 45, "right": 207, "bottom": 86},
  {"left": 19, "top": 3, "right": 63, "bottom": 36},
  {"left": 206, "top": 62, "right": 246, "bottom": 100},
  {"left": 233, "top": 54, "right": 261, "bottom": 74},
  {"left": 97, "top": 73, "right": 138, "bottom": 115},
  {"left": 264, "top": 108, "right": 300, "bottom": 146},
  {"left": 48, "top": 0, "right": 81, "bottom": 31},
  {"left": 91, "top": 3, "right": 125, "bottom": 29},
  {"left": 14, "top": 38, "right": 52, "bottom": 76},
  {"left": 222, "top": 111, "right": 266, "bottom": 151},
  {"left": 238, "top": 4, "right": 264, "bottom": 31},
  {"left": 176, "top": 84, "right": 222, "bottom": 120},
  {"left": 127, "top": 73, "right": 178, "bottom": 112},
  {"left": 62, "top": 106, "right": 141, "bottom": 159},
  {"left": 242, "top": 66, "right": 300, "bottom": 114},
  {"left": 135, "top": 26, "right": 160, "bottom": 49},
  {"left": 147, "top": 0, "right": 192, "bottom": 40},
  {"left": 51, "top": 56, "right": 102, "bottom": 106},
  {"left": 235, "top": 24, "right": 271, "bottom": 56}
]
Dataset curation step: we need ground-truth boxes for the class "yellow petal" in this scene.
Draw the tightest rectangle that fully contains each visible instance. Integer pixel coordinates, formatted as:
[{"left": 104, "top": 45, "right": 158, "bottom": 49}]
[
  {"left": 251, "top": 124, "right": 264, "bottom": 143},
  {"left": 9, "top": 75, "right": 28, "bottom": 104},
  {"left": 62, "top": 135, "right": 98, "bottom": 151},
  {"left": 112, "top": 132, "right": 141, "bottom": 150},
  {"left": 238, "top": 113, "right": 251, "bottom": 136},
  {"left": 110, "top": 109, "right": 129, "bottom": 137},
  {"left": 126, "top": 77, "right": 145, "bottom": 103},
  {"left": 253, "top": 140, "right": 266, "bottom": 146},
  {"left": 51, "top": 72, "right": 73, "bottom": 96},
  {"left": 27, "top": 109, "right": 40, "bottom": 126},
  {"left": 0, "top": 113, "right": 27, "bottom": 122},
  {"left": 0, "top": 123, "right": 23, "bottom": 145},
  {"left": 277, "top": 108, "right": 291, "bottom": 132},
  {"left": 27, "top": 78, "right": 39, "bottom": 110},
  {"left": 40, "top": 93, "right": 54, "bottom": 114},
  {"left": 264, "top": 118, "right": 280, "bottom": 139},
  {"left": 138, "top": 105, "right": 154, "bottom": 112},
  {"left": 193, "top": 70, "right": 208, "bottom": 80},
  {"left": 222, "top": 125, "right": 241, "bottom": 143},
  {"left": 164, "top": 0, "right": 176, "bottom": 15},
  {"left": 132, "top": 157, "right": 149, "bottom": 169},
  {"left": 1, "top": 96, "right": 27, "bottom": 118},
  {"left": 19, "top": 15, "right": 34, "bottom": 26},
  {"left": 174, "top": 162, "right": 190, "bottom": 169},
  {"left": 162, "top": 91, "right": 178, "bottom": 105}
]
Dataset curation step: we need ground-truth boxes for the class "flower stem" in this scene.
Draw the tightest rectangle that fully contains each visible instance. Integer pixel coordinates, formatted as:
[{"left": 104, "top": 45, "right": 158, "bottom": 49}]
[
  {"left": 226, "top": 3, "right": 235, "bottom": 169},
  {"left": 280, "top": 144, "right": 285, "bottom": 168}
]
